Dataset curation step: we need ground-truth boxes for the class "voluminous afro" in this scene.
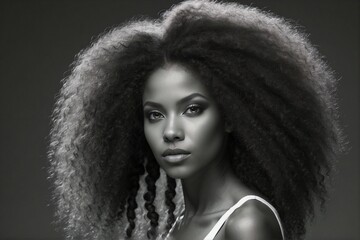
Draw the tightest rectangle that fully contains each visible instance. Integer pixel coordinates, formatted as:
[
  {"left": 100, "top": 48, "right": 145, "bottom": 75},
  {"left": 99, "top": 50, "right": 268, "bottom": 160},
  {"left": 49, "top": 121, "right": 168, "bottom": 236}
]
[{"left": 48, "top": 1, "right": 344, "bottom": 239}]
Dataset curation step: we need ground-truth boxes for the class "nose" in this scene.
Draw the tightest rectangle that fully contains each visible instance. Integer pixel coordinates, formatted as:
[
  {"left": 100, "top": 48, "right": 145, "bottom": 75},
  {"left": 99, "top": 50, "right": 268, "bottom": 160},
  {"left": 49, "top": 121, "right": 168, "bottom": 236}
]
[{"left": 163, "top": 114, "right": 184, "bottom": 143}]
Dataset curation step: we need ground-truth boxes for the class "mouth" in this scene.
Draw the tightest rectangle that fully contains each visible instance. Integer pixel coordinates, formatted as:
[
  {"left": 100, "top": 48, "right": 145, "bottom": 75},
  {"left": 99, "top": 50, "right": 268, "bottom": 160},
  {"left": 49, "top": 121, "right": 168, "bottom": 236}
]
[
  {"left": 161, "top": 148, "right": 191, "bottom": 164},
  {"left": 162, "top": 153, "right": 191, "bottom": 164}
]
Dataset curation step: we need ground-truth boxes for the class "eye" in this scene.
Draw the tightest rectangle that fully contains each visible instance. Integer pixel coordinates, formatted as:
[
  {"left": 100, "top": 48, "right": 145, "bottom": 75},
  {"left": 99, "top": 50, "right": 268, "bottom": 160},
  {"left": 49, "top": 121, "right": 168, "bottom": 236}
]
[
  {"left": 148, "top": 111, "right": 164, "bottom": 121},
  {"left": 184, "top": 104, "right": 203, "bottom": 115}
]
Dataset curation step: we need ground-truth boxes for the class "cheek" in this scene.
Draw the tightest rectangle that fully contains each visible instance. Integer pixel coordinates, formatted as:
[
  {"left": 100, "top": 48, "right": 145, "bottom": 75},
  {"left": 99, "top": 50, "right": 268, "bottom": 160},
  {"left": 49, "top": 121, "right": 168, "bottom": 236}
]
[
  {"left": 144, "top": 123, "right": 162, "bottom": 154},
  {"left": 188, "top": 110, "right": 224, "bottom": 156}
]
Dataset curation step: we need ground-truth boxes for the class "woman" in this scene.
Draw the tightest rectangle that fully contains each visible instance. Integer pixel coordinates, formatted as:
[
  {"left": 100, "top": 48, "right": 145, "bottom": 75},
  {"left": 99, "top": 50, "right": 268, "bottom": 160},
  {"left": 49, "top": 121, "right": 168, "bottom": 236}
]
[{"left": 48, "top": 1, "right": 344, "bottom": 240}]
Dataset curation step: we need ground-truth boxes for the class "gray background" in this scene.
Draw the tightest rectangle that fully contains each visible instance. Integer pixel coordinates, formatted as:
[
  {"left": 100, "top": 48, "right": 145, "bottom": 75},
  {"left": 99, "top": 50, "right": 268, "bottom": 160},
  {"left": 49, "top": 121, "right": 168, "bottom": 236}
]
[{"left": 0, "top": 0, "right": 358, "bottom": 239}]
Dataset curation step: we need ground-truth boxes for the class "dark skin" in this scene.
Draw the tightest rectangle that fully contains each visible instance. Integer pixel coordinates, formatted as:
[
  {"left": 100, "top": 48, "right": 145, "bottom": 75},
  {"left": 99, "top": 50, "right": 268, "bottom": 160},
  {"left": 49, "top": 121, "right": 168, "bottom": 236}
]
[
  {"left": 143, "top": 63, "right": 283, "bottom": 240},
  {"left": 171, "top": 165, "right": 282, "bottom": 240}
]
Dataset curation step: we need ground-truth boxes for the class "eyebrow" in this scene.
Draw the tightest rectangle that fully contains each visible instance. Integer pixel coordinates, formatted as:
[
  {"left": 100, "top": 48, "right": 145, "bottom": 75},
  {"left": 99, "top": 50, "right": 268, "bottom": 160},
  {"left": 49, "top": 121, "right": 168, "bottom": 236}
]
[{"left": 143, "top": 93, "right": 208, "bottom": 108}]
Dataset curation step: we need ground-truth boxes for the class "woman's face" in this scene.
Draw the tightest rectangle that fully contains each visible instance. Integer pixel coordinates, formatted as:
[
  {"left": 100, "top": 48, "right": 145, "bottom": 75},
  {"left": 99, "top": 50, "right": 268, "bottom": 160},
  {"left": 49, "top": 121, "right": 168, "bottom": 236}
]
[{"left": 143, "top": 63, "right": 227, "bottom": 179}]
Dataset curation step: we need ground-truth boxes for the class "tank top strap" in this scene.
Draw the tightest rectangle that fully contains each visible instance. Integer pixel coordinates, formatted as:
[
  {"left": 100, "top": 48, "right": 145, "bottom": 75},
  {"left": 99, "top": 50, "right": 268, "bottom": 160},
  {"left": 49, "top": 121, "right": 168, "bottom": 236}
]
[{"left": 203, "top": 195, "right": 285, "bottom": 240}]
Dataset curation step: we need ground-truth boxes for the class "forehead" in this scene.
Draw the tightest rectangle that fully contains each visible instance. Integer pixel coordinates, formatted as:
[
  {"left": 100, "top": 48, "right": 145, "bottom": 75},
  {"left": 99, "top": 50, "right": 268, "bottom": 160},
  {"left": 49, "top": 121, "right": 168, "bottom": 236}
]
[{"left": 143, "top": 64, "right": 210, "bottom": 102}]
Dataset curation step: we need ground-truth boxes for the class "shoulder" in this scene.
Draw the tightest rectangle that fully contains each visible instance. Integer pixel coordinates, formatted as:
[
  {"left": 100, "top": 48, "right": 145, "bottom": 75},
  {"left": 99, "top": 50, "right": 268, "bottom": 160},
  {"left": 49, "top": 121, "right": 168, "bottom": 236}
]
[{"left": 224, "top": 199, "right": 283, "bottom": 240}]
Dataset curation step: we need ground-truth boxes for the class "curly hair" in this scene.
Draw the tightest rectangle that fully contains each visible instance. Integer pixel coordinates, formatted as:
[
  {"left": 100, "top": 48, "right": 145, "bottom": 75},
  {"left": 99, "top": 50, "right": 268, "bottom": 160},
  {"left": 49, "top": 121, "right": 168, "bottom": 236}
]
[{"left": 48, "top": 0, "right": 344, "bottom": 239}]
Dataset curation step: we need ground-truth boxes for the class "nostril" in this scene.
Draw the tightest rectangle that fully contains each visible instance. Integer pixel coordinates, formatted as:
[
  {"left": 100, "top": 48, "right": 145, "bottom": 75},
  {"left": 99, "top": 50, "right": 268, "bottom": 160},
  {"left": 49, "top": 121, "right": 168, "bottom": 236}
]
[
  {"left": 163, "top": 133, "right": 179, "bottom": 142},
  {"left": 163, "top": 130, "right": 183, "bottom": 143}
]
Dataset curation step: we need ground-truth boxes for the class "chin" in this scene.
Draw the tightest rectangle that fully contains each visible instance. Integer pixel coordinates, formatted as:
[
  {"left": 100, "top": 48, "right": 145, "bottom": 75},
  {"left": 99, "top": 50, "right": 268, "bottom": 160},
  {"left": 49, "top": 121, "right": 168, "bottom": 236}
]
[{"left": 162, "top": 165, "right": 196, "bottom": 179}]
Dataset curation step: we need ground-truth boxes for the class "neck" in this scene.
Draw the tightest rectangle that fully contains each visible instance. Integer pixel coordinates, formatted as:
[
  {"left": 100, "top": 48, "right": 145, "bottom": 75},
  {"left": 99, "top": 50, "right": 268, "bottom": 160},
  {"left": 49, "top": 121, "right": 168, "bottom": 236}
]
[{"left": 180, "top": 158, "right": 250, "bottom": 219}]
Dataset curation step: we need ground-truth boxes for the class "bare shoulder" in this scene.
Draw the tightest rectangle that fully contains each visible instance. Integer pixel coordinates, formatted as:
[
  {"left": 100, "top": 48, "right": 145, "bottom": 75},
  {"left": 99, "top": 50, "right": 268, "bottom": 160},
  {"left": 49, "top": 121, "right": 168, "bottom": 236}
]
[{"left": 224, "top": 200, "right": 283, "bottom": 240}]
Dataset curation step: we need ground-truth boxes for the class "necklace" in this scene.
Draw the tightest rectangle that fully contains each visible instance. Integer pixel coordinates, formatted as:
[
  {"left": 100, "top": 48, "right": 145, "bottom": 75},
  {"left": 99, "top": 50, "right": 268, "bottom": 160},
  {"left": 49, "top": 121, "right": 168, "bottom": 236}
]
[
  {"left": 164, "top": 211, "right": 184, "bottom": 240},
  {"left": 164, "top": 207, "right": 229, "bottom": 240}
]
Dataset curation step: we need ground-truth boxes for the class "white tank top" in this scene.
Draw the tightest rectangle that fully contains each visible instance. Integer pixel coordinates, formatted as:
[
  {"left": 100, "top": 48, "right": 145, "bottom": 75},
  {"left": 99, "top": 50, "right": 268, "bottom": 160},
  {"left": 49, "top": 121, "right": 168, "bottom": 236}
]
[{"left": 166, "top": 195, "right": 285, "bottom": 240}]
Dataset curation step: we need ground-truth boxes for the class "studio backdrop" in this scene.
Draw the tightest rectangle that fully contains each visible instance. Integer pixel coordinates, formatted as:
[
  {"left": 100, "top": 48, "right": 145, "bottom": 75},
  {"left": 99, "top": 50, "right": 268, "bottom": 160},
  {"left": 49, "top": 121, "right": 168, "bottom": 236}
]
[{"left": 0, "top": 1, "right": 358, "bottom": 239}]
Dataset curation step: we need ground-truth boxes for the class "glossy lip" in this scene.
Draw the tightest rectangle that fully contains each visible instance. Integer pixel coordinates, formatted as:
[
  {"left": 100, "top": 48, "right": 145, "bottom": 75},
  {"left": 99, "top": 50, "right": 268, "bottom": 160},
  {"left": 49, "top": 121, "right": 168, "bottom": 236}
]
[
  {"left": 162, "top": 148, "right": 190, "bottom": 157},
  {"left": 162, "top": 153, "right": 191, "bottom": 164},
  {"left": 161, "top": 148, "right": 191, "bottom": 164}
]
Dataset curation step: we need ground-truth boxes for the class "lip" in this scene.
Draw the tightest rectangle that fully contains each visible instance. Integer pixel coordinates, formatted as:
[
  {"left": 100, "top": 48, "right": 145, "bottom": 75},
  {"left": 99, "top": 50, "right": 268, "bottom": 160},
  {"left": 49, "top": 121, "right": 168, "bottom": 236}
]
[
  {"left": 162, "top": 148, "right": 190, "bottom": 157},
  {"left": 161, "top": 148, "right": 191, "bottom": 164},
  {"left": 162, "top": 153, "right": 191, "bottom": 164}
]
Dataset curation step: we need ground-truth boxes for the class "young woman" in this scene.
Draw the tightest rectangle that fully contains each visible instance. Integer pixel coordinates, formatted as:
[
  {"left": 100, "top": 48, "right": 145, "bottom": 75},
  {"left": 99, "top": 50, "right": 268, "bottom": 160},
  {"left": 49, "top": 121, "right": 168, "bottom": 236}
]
[{"left": 48, "top": 1, "right": 344, "bottom": 240}]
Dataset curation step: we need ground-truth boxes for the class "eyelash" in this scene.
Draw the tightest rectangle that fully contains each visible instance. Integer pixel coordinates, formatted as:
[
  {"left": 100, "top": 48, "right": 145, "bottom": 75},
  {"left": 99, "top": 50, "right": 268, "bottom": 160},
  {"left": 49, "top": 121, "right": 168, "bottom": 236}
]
[
  {"left": 184, "top": 104, "right": 203, "bottom": 115},
  {"left": 146, "top": 104, "right": 204, "bottom": 121},
  {"left": 147, "top": 111, "right": 163, "bottom": 120}
]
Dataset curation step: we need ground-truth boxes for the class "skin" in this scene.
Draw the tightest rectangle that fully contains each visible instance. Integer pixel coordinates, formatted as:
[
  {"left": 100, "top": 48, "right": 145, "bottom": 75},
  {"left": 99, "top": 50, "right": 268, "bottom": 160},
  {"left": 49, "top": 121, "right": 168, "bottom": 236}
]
[{"left": 142, "top": 63, "right": 282, "bottom": 240}]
